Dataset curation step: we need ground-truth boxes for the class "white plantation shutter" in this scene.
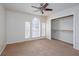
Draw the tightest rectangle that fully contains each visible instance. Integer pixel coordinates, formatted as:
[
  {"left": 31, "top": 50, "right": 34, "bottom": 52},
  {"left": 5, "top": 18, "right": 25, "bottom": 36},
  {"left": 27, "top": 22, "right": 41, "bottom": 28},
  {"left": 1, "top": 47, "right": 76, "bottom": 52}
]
[
  {"left": 25, "top": 22, "right": 30, "bottom": 38},
  {"left": 42, "top": 23, "right": 45, "bottom": 36},
  {"left": 32, "top": 17, "right": 40, "bottom": 37}
]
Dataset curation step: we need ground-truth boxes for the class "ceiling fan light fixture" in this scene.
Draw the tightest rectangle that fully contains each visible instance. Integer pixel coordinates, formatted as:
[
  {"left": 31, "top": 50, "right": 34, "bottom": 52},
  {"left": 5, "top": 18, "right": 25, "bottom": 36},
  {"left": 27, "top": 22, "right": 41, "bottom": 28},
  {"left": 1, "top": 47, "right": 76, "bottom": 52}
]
[{"left": 32, "top": 3, "right": 53, "bottom": 14}]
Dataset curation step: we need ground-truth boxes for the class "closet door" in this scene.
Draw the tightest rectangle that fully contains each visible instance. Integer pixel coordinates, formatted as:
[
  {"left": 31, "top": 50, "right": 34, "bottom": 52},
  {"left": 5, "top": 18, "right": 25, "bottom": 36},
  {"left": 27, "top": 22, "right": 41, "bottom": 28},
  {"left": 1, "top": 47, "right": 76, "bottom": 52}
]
[{"left": 51, "top": 15, "right": 73, "bottom": 44}]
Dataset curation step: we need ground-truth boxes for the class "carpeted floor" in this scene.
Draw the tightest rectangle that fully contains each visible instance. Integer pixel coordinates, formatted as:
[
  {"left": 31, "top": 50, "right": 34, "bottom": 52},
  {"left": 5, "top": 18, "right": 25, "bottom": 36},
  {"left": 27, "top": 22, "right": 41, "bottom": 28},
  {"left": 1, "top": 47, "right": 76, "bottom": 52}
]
[{"left": 1, "top": 38, "right": 79, "bottom": 56}]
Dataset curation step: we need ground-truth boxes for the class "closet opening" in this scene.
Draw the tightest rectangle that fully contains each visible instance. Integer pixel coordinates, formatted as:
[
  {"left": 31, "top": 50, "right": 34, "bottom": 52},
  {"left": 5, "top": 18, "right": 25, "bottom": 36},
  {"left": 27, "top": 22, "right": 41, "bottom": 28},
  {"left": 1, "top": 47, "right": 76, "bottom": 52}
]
[{"left": 51, "top": 15, "right": 74, "bottom": 46}]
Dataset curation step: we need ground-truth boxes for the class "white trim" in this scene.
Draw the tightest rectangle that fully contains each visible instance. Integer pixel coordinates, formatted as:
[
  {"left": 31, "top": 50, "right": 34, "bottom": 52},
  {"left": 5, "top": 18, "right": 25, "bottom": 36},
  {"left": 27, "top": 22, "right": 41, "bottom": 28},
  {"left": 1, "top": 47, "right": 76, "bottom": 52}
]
[
  {"left": 7, "top": 37, "right": 46, "bottom": 44},
  {"left": 0, "top": 44, "right": 6, "bottom": 55}
]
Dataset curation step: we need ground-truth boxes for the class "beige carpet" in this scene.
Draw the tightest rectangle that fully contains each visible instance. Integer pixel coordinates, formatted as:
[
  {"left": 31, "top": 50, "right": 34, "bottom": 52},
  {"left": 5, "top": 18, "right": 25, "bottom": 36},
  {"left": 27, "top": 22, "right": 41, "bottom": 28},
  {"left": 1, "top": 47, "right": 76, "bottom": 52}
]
[{"left": 1, "top": 38, "right": 79, "bottom": 56}]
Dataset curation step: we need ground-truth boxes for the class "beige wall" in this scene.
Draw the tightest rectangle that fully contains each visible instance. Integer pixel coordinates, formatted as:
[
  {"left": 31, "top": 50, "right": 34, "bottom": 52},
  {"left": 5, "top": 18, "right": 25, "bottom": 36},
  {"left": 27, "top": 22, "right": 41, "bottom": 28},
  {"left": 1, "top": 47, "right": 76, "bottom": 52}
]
[
  {"left": 0, "top": 4, "right": 6, "bottom": 54},
  {"left": 6, "top": 10, "right": 46, "bottom": 44}
]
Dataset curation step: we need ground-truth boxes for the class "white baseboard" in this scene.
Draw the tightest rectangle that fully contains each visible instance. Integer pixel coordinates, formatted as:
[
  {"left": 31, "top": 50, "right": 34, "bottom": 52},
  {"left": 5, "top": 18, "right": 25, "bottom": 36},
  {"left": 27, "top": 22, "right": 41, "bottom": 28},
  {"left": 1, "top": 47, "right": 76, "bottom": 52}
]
[
  {"left": 0, "top": 44, "right": 6, "bottom": 55},
  {"left": 73, "top": 46, "right": 79, "bottom": 51},
  {"left": 74, "top": 47, "right": 79, "bottom": 51},
  {"left": 7, "top": 37, "right": 46, "bottom": 44},
  {"left": 51, "top": 38, "right": 73, "bottom": 44}
]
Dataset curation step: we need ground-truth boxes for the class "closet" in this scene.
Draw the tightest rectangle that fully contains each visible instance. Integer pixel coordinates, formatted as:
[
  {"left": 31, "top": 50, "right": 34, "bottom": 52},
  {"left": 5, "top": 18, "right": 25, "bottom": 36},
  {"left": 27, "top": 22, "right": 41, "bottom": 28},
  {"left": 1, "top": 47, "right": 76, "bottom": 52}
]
[{"left": 51, "top": 15, "right": 73, "bottom": 44}]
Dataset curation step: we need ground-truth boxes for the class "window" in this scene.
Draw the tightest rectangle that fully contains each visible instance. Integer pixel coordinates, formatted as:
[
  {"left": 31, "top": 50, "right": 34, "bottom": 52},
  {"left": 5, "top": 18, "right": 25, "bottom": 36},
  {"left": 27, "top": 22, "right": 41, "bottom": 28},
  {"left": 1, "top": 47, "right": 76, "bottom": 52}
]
[
  {"left": 25, "top": 22, "right": 30, "bottom": 38},
  {"left": 32, "top": 17, "right": 40, "bottom": 37},
  {"left": 42, "top": 23, "right": 45, "bottom": 36},
  {"left": 25, "top": 17, "right": 45, "bottom": 39}
]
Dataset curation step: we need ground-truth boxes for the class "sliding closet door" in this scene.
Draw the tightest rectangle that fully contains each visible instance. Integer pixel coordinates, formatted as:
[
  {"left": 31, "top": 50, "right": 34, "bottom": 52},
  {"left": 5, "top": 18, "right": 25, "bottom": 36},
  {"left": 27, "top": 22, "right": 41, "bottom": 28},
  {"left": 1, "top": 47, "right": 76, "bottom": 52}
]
[
  {"left": 32, "top": 17, "right": 40, "bottom": 37},
  {"left": 51, "top": 15, "right": 73, "bottom": 44}
]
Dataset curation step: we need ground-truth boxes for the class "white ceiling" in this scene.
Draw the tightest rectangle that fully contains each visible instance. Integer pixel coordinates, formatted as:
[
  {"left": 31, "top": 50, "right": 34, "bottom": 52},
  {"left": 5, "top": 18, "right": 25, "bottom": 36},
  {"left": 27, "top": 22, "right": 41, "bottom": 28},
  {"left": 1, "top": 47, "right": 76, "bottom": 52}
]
[{"left": 3, "top": 3, "right": 79, "bottom": 16}]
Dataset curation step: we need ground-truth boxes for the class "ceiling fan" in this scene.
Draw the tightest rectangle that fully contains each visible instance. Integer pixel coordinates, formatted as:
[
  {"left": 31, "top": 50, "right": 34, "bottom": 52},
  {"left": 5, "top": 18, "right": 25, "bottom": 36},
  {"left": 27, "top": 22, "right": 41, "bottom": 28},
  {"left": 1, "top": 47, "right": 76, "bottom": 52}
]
[{"left": 32, "top": 3, "right": 53, "bottom": 14}]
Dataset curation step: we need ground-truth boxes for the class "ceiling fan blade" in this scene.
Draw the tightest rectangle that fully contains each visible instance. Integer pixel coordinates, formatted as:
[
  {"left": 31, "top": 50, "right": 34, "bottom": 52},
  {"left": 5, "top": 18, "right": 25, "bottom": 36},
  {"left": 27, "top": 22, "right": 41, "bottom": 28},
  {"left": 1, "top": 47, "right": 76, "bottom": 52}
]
[
  {"left": 45, "top": 8, "right": 53, "bottom": 11},
  {"left": 42, "top": 3, "right": 48, "bottom": 8},
  {"left": 34, "top": 10, "right": 40, "bottom": 12},
  {"left": 32, "top": 6, "right": 40, "bottom": 9}
]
